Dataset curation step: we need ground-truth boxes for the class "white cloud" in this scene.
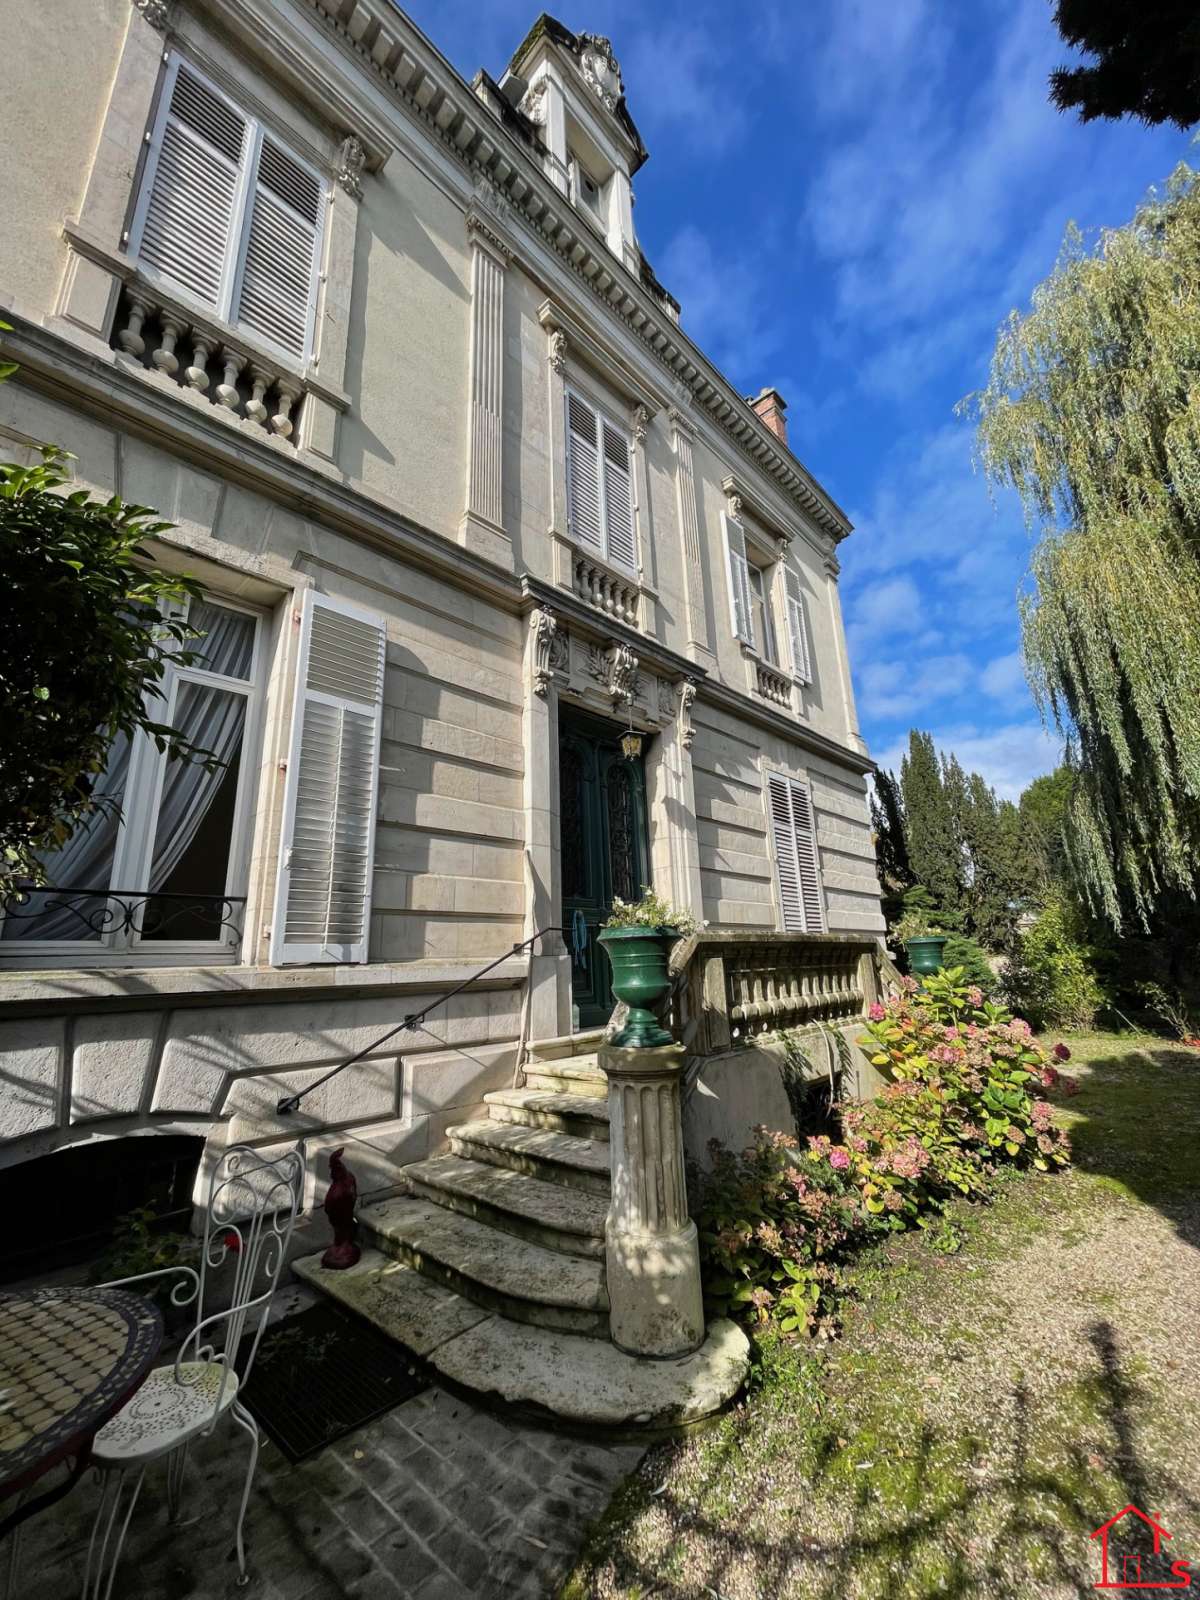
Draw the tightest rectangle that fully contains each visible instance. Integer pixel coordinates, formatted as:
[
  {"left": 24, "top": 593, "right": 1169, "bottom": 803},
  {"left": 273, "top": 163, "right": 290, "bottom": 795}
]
[
  {"left": 980, "top": 650, "right": 1027, "bottom": 701},
  {"left": 856, "top": 653, "right": 975, "bottom": 723},
  {"left": 873, "top": 721, "right": 1062, "bottom": 802}
]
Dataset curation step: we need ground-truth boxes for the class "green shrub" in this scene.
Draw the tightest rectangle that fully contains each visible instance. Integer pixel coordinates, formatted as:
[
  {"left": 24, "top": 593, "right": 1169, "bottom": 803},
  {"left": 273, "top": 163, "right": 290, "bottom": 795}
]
[
  {"left": 694, "top": 969, "right": 1074, "bottom": 1337},
  {"left": 1002, "top": 893, "right": 1110, "bottom": 1029},
  {"left": 940, "top": 933, "right": 996, "bottom": 997}
]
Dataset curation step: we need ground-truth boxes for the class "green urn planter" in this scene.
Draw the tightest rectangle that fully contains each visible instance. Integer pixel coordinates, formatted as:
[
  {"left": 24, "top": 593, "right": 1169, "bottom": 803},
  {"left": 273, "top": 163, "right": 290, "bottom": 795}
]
[
  {"left": 905, "top": 935, "right": 948, "bottom": 977},
  {"left": 598, "top": 924, "right": 680, "bottom": 1048}
]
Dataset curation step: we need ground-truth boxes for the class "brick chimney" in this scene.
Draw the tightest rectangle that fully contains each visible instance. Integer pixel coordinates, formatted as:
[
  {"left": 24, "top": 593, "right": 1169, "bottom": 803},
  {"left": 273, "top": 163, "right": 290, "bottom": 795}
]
[{"left": 749, "top": 387, "right": 788, "bottom": 445}]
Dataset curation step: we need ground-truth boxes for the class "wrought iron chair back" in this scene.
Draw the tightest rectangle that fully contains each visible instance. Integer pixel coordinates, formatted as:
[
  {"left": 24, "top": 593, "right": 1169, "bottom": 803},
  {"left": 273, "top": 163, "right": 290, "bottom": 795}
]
[{"left": 101, "top": 1143, "right": 304, "bottom": 1425}]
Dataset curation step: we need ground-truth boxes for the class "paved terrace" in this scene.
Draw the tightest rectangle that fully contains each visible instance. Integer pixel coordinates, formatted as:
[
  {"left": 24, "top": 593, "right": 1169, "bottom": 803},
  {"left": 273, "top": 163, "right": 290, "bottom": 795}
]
[{"left": 12, "top": 1286, "right": 643, "bottom": 1600}]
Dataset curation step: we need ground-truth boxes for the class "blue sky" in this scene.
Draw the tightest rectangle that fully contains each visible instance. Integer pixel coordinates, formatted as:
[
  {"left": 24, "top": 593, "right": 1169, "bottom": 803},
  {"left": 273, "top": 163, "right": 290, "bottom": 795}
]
[{"left": 400, "top": 0, "right": 1193, "bottom": 799}]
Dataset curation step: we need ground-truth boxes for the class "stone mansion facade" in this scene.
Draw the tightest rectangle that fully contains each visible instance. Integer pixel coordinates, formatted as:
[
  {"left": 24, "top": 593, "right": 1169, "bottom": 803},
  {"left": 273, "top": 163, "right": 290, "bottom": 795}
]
[{"left": 0, "top": 1, "right": 884, "bottom": 1224}]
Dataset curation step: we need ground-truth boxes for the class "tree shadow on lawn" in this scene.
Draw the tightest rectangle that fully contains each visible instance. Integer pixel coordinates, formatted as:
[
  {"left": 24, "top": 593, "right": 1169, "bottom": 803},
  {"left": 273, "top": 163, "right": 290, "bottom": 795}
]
[
  {"left": 1059, "top": 1042, "right": 1200, "bottom": 1253},
  {"left": 590, "top": 1318, "right": 1199, "bottom": 1600}
]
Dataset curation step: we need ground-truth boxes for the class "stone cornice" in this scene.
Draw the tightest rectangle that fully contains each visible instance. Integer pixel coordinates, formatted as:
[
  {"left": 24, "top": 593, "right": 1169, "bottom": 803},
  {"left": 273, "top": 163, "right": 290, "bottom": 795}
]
[
  {"left": 537, "top": 298, "right": 662, "bottom": 418},
  {"left": 191, "top": 0, "right": 395, "bottom": 171},
  {"left": 292, "top": 0, "right": 853, "bottom": 542}
]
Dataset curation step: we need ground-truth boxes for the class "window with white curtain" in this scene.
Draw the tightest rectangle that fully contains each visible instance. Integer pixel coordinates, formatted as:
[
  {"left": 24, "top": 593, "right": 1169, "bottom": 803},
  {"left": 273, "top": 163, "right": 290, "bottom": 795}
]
[
  {"left": 130, "top": 56, "right": 326, "bottom": 362},
  {"left": 0, "top": 598, "right": 264, "bottom": 965}
]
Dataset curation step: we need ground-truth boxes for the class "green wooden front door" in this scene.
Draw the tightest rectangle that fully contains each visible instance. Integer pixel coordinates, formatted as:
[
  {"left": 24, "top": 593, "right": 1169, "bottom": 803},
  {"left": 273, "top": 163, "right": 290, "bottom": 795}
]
[{"left": 558, "top": 707, "right": 650, "bottom": 1029}]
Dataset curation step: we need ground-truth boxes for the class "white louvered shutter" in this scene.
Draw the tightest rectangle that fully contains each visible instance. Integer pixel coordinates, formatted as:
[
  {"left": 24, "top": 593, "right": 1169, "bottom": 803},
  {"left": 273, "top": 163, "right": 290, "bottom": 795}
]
[
  {"left": 723, "top": 514, "right": 755, "bottom": 645},
  {"left": 135, "top": 61, "right": 248, "bottom": 309},
  {"left": 566, "top": 391, "right": 603, "bottom": 549},
  {"left": 784, "top": 567, "right": 813, "bottom": 683},
  {"left": 601, "top": 419, "right": 636, "bottom": 570},
  {"left": 789, "top": 780, "right": 825, "bottom": 932},
  {"left": 233, "top": 136, "right": 324, "bottom": 360},
  {"left": 768, "top": 773, "right": 803, "bottom": 932},
  {"left": 768, "top": 773, "right": 825, "bottom": 933},
  {"left": 271, "top": 592, "right": 386, "bottom": 965}
]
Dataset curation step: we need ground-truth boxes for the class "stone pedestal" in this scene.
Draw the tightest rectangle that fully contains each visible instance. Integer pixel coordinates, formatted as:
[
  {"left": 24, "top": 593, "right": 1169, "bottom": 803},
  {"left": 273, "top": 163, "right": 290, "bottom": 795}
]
[{"left": 600, "top": 1041, "right": 704, "bottom": 1358}]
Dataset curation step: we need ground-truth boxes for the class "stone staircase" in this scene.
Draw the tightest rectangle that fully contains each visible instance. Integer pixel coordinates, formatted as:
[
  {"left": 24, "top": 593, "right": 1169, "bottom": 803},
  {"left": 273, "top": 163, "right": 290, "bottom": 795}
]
[{"left": 294, "top": 1033, "right": 748, "bottom": 1432}]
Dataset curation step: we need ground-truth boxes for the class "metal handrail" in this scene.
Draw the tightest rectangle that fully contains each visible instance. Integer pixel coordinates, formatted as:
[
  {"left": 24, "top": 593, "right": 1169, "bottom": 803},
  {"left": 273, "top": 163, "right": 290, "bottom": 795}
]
[{"left": 275, "top": 925, "right": 565, "bottom": 1115}]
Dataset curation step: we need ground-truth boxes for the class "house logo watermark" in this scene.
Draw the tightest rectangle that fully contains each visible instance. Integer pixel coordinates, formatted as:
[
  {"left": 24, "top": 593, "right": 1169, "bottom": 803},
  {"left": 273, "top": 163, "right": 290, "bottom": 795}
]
[{"left": 1092, "top": 1506, "right": 1193, "bottom": 1590}]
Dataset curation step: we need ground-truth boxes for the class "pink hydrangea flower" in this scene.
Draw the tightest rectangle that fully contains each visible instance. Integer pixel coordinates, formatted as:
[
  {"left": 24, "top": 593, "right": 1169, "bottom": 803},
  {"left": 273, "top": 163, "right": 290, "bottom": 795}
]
[
  {"left": 1053, "top": 1042, "right": 1072, "bottom": 1062},
  {"left": 829, "top": 1148, "right": 850, "bottom": 1170},
  {"left": 967, "top": 986, "right": 984, "bottom": 1006},
  {"left": 1040, "top": 1065, "right": 1060, "bottom": 1088},
  {"left": 868, "top": 1001, "right": 887, "bottom": 1021}
]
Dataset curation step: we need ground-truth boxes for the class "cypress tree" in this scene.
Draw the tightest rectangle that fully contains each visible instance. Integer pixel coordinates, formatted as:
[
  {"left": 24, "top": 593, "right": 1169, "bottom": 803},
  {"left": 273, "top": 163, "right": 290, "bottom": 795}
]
[{"left": 900, "top": 731, "right": 962, "bottom": 915}]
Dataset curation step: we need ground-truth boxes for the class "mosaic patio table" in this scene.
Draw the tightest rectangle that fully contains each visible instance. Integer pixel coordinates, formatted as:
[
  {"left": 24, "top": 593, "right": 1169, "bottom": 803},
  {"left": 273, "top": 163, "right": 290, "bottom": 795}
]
[{"left": 0, "top": 1285, "right": 162, "bottom": 1539}]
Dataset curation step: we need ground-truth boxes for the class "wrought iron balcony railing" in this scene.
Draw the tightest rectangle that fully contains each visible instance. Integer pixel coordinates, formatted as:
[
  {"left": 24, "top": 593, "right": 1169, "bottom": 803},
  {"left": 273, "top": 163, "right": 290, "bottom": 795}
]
[{"left": 0, "top": 888, "right": 247, "bottom": 942}]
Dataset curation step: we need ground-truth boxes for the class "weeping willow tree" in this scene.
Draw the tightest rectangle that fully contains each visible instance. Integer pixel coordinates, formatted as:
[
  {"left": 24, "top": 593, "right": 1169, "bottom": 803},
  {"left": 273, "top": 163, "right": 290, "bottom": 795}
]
[{"left": 969, "top": 164, "right": 1200, "bottom": 928}]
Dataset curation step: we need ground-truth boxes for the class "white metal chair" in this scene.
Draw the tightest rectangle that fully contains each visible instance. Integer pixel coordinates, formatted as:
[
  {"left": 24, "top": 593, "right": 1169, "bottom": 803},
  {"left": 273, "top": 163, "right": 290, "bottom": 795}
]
[{"left": 83, "top": 1144, "right": 305, "bottom": 1598}]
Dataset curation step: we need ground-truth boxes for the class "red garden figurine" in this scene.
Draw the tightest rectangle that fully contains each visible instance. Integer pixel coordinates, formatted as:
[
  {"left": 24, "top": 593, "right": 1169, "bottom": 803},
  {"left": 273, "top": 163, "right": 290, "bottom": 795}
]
[{"left": 321, "top": 1146, "right": 361, "bottom": 1270}]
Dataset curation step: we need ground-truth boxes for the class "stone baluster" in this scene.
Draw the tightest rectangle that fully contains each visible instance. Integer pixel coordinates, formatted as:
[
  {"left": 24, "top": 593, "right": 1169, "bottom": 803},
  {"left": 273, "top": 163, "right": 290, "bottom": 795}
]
[
  {"left": 117, "top": 292, "right": 153, "bottom": 358},
  {"left": 151, "top": 313, "right": 184, "bottom": 375},
  {"left": 245, "top": 365, "right": 271, "bottom": 426},
  {"left": 600, "top": 1040, "right": 704, "bottom": 1358},
  {"left": 184, "top": 333, "right": 213, "bottom": 391},
  {"left": 215, "top": 349, "right": 245, "bottom": 411},
  {"left": 271, "top": 379, "right": 301, "bottom": 438}
]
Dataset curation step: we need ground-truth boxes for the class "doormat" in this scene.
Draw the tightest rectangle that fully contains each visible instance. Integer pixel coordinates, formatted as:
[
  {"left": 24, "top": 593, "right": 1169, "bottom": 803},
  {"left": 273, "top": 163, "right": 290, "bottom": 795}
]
[{"left": 239, "top": 1301, "right": 428, "bottom": 1463}]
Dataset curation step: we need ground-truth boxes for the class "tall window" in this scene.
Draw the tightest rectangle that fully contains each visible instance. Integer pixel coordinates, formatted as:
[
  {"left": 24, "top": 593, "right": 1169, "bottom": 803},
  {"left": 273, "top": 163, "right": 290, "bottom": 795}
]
[
  {"left": 748, "top": 565, "right": 779, "bottom": 665},
  {"left": 767, "top": 772, "right": 825, "bottom": 933},
  {"left": 1, "top": 599, "right": 264, "bottom": 963},
  {"left": 566, "top": 388, "right": 636, "bottom": 570},
  {"left": 130, "top": 57, "right": 326, "bottom": 362}
]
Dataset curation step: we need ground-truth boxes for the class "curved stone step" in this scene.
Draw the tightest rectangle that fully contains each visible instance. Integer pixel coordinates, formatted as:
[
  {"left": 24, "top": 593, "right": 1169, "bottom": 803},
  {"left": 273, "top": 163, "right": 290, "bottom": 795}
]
[
  {"left": 484, "top": 1087, "right": 609, "bottom": 1141},
  {"left": 402, "top": 1153, "right": 607, "bottom": 1258},
  {"left": 447, "top": 1119, "right": 610, "bottom": 1196},
  {"left": 359, "top": 1194, "right": 609, "bottom": 1336},
  {"left": 522, "top": 1055, "right": 607, "bottom": 1097},
  {"left": 293, "top": 1248, "right": 750, "bottom": 1433}
]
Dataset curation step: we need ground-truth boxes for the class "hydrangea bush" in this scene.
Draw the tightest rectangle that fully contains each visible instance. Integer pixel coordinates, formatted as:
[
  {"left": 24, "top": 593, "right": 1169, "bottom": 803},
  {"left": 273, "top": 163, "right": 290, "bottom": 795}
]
[{"left": 694, "top": 968, "right": 1074, "bottom": 1335}]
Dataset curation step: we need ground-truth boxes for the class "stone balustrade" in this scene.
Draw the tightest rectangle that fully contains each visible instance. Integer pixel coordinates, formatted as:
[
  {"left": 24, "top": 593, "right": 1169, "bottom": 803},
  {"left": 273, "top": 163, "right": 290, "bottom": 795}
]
[
  {"left": 669, "top": 930, "right": 881, "bottom": 1055},
  {"left": 572, "top": 554, "right": 640, "bottom": 626},
  {"left": 754, "top": 658, "right": 793, "bottom": 709},
  {"left": 112, "top": 286, "right": 303, "bottom": 439}
]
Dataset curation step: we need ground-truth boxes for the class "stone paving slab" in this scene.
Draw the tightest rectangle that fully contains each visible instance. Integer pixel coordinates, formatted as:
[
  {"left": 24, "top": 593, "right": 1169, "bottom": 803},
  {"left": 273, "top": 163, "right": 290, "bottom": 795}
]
[{"left": 9, "top": 1377, "right": 643, "bottom": 1599}]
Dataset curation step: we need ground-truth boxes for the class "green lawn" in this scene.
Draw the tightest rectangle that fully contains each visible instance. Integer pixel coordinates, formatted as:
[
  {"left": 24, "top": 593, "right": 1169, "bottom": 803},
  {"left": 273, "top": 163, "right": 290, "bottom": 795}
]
[{"left": 564, "top": 1035, "right": 1200, "bottom": 1600}]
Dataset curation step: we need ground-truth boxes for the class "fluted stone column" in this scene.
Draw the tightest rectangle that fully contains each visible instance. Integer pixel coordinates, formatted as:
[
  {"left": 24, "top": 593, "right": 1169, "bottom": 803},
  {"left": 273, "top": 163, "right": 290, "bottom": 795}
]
[{"left": 601, "top": 1041, "right": 704, "bottom": 1357}]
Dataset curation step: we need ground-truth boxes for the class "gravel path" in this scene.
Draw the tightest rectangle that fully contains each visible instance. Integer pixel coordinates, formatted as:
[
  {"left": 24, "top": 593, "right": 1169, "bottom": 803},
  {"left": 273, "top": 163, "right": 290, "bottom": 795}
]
[{"left": 564, "top": 1035, "right": 1200, "bottom": 1600}]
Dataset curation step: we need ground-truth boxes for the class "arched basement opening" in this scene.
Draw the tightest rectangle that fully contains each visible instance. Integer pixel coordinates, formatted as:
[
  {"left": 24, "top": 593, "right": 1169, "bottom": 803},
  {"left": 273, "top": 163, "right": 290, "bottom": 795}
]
[{"left": 0, "top": 1132, "right": 205, "bottom": 1285}]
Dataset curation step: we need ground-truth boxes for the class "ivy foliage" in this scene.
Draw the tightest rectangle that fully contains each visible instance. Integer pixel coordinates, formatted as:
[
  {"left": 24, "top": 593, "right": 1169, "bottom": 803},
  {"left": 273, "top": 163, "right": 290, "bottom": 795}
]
[
  {"left": 969, "top": 165, "right": 1200, "bottom": 927},
  {"left": 0, "top": 445, "right": 208, "bottom": 890}
]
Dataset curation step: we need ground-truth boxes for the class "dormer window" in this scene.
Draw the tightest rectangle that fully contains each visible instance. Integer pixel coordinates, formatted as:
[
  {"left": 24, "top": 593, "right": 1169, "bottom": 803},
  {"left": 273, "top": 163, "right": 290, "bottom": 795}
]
[{"left": 571, "top": 153, "right": 604, "bottom": 227}]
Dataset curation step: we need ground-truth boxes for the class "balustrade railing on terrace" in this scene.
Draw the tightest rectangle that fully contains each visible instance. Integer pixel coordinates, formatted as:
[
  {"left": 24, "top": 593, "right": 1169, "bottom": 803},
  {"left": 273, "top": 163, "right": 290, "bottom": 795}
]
[
  {"left": 112, "top": 285, "right": 305, "bottom": 439},
  {"left": 572, "top": 554, "right": 640, "bottom": 626},
  {"left": 668, "top": 930, "right": 883, "bottom": 1059}
]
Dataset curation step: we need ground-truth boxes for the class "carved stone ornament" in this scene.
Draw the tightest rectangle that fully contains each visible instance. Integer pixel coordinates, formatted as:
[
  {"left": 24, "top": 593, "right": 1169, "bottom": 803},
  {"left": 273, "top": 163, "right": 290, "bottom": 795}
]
[
  {"left": 548, "top": 626, "right": 570, "bottom": 674},
  {"left": 727, "top": 492, "right": 744, "bottom": 521},
  {"left": 608, "top": 642, "right": 639, "bottom": 706},
  {"left": 519, "top": 77, "right": 549, "bottom": 127},
  {"left": 336, "top": 135, "right": 366, "bottom": 201},
  {"left": 467, "top": 210, "right": 513, "bottom": 264},
  {"left": 678, "top": 679, "right": 698, "bottom": 750},
  {"left": 530, "top": 607, "right": 558, "bottom": 698},
  {"left": 133, "top": 0, "right": 171, "bottom": 28},
  {"left": 657, "top": 677, "right": 676, "bottom": 719},
  {"left": 549, "top": 329, "right": 568, "bottom": 374},
  {"left": 578, "top": 33, "right": 623, "bottom": 112},
  {"left": 633, "top": 404, "right": 650, "bottom": 444}
]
